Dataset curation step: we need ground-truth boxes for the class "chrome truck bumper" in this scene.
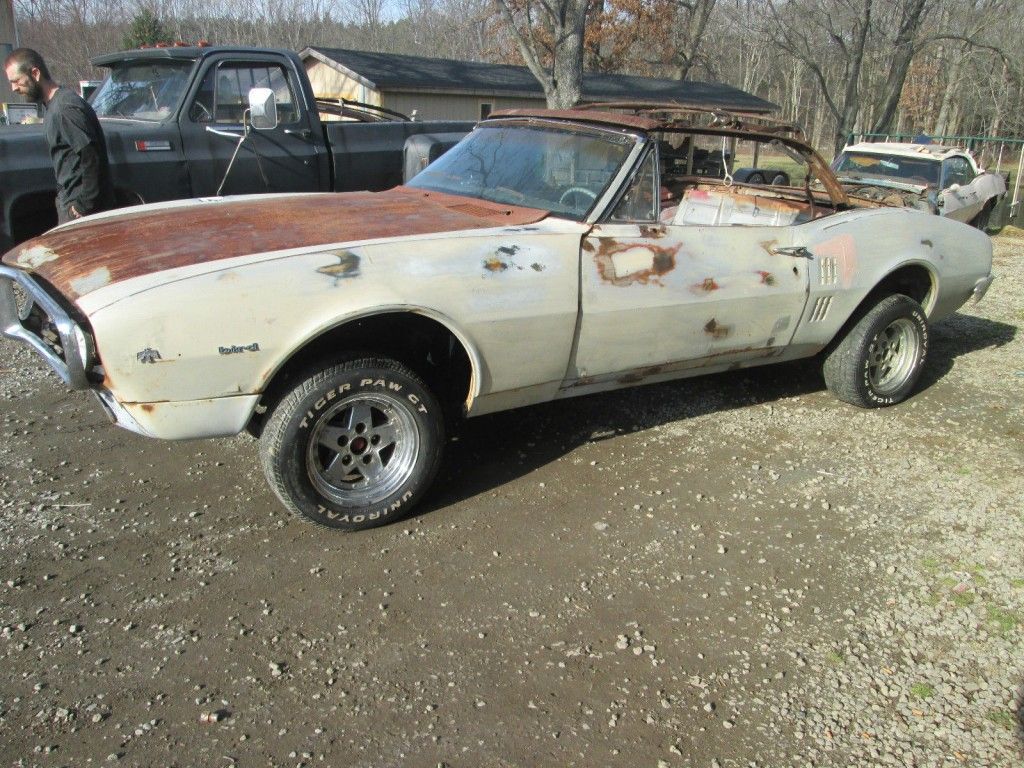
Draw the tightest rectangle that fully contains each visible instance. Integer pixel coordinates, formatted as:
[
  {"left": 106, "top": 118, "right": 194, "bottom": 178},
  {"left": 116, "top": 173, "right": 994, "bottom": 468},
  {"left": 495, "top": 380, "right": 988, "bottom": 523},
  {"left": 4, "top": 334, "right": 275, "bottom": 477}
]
[{"left": 0, "top": 265, "right": 96, "bottom": 390}]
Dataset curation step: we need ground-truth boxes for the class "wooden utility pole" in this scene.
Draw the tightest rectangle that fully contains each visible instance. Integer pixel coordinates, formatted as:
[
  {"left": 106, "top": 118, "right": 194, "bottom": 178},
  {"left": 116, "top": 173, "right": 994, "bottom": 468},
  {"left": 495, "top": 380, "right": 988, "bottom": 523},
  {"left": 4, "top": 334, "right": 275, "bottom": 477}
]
[{"left": 1, "top": 0, "right": 18, "bottom": 103}]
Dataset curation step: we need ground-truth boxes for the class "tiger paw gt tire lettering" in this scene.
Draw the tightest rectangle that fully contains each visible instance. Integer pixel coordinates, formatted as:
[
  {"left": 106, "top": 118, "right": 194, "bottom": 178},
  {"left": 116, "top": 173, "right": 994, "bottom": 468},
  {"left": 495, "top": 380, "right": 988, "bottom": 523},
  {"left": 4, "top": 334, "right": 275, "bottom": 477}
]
[
  {"left": 259, "top": 357, "right": 445, "bottom": 530},
  {"left": 823, "top": 294, "right": 929, "bottom": 408}
]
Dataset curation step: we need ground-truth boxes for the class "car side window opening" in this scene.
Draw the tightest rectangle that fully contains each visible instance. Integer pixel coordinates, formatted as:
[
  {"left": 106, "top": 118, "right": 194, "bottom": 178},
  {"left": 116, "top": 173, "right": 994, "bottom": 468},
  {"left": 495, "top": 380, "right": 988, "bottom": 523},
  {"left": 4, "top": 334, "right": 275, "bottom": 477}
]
[
  {"left": 942, "top": 156, "right": 974, "bottom": 188},
  {"left": 190, "top": 62, "right": 298, "bottom": 125},
  {"left": 609, "top": 148, "right": 659, "bottom": 222}
]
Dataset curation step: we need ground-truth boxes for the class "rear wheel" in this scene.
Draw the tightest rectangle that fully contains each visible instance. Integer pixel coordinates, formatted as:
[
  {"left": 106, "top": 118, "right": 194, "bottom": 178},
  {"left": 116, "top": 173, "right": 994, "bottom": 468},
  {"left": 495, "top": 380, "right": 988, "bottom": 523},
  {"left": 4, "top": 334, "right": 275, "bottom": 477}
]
[
  {"left": 823, "top": 294, "right": 928, "bottom": 408},
  {"left": 746, "top": 171, "right": 766, "bottom": 184},
  {"left": 259, "top": 356, "right": 445, "bottom": 530}
]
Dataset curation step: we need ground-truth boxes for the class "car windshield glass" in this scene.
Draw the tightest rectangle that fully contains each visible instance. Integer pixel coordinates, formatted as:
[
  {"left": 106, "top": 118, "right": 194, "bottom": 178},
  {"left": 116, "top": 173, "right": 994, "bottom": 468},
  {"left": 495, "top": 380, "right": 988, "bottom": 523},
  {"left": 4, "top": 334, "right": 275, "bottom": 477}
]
[
  {"left": 91, "top": 60, "right": 193, "bottom": 122},
  {"left": 831, "top": 151, "right": 940, "bottom": 186},
  {"left": 407, "top": 122, "right": 637, "bottom": 220}
]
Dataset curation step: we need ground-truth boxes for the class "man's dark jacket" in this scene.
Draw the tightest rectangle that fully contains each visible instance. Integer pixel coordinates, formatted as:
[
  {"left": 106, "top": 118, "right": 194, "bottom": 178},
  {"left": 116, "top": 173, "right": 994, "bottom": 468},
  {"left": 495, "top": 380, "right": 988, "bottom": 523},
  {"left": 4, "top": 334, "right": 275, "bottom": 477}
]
[{"left": 43, "top": 88, "right": 114, "bottom": 220}]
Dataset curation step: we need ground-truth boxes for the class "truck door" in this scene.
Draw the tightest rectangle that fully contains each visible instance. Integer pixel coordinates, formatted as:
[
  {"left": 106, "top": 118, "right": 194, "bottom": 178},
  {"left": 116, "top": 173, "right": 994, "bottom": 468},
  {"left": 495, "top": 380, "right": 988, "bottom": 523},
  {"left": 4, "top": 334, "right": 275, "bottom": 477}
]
[{"left": 178, "top": 55, "right": 326, "bottom": 196}]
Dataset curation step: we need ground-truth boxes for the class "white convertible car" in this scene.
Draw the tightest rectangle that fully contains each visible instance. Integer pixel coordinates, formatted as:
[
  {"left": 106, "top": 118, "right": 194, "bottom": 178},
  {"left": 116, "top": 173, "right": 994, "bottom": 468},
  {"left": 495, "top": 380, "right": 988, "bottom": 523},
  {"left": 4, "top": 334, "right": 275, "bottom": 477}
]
[
  {"left": 1, "top": 104, "right": 994, "bottom": 530},
  {"left": 832, "top": 141, "right": 1007, "bottom": 229}
]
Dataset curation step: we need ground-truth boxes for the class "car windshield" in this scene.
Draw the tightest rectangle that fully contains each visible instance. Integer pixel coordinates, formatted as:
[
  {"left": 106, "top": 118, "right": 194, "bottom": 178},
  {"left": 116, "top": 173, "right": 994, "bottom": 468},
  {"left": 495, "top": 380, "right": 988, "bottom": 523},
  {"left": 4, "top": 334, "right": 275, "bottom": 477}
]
[
  {"left": 91, "top": 60, "right": 194, "bottom": 122},
  {"left": 831, "top": 151, "right": 940, "bottom": 187},
  {"left": 407, "top": 122, "right": 637, "bottom": 220}
]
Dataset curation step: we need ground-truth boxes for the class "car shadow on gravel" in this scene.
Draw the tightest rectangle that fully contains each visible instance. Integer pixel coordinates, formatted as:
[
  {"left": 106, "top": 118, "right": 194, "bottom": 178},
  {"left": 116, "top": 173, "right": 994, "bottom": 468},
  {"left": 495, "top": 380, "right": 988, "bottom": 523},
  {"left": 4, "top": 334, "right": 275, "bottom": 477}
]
[
  {"left": 418, "top": 312, "right": 1017, "bottom": 519},
  {"left": 917, "top": 312, "right": 1017, "bottom": 391}
]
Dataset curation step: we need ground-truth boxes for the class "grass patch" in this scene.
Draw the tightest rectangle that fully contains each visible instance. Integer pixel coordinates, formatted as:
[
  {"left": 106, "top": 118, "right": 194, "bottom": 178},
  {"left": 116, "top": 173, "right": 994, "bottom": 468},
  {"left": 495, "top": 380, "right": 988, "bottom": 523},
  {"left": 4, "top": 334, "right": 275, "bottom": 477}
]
[
  {"left": 920, "top": 556, "right": 942, "bottom": 571},
  {"left": 1010, "top": 578, "right": 1024, "bottom": 589},
  {"left": 986, "top": 605, "right": 1019, "bottom": 635},
  {"left": 910, "top": 682, "right": 935, "bottom": 700},
  {"left": 986, "top": 709, "right": 1018, "bottom": 731},
  {"left": 825, "top": 651, "right": 845, "bottom": 665},
  {"left": 952, "top": 591, "right": 976, "bottom": 608}
]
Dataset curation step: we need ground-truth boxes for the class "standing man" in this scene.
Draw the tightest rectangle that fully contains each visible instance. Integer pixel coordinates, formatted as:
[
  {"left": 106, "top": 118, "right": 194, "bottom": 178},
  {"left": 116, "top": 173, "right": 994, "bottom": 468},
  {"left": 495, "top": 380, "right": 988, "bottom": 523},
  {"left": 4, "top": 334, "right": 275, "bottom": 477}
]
[{"left": 4, "top": 47, "right": 113, "bottom": 223}]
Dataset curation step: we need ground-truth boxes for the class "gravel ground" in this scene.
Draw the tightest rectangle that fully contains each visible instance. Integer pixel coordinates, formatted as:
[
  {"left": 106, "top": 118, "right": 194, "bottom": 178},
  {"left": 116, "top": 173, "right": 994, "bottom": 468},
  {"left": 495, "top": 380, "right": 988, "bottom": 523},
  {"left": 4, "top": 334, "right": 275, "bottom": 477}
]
[{"left": 1, "top": 232, "right": 1022, "bottom": 767}]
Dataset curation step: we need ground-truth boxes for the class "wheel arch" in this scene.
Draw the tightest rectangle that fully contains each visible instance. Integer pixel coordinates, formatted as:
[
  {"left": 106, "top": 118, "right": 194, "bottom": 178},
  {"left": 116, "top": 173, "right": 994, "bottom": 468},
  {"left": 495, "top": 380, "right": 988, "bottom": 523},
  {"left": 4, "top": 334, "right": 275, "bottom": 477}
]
[
  {"left": 248, "top": 307, "right": 482, "bottom": 437},
  {"left": 823, "top": 260, "right": 936, "bottom": 357}
]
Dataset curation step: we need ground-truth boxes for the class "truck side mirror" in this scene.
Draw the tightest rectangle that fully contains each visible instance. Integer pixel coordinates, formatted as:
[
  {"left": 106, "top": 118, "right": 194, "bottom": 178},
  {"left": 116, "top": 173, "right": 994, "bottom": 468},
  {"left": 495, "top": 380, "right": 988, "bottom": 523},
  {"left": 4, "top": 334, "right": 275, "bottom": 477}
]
[{"left": 248, "top": 88, "right": 278, "bottom": 131}]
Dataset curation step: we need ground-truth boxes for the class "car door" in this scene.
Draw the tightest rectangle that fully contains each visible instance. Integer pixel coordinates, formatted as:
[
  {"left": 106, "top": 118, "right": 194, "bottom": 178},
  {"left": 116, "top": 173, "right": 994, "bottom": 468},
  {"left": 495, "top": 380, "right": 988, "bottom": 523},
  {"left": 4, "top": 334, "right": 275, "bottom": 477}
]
[
  {"left": 178, "top": 55, "right": 325, "bottom": 197},
  {"left": 569, "top": 147, "right": 811, "bottom": 385},
  {"left": 939, "top": 155, "right": 983, "bottom": 223}
]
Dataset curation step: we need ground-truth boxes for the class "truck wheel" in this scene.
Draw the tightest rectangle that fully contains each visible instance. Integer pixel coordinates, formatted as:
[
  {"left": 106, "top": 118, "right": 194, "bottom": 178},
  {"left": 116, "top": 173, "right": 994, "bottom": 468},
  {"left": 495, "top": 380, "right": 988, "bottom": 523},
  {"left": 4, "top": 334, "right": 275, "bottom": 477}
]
[
  {"left": 769, "top": 172, "right": 789, "bottom": 186},
  {"left": 259, "top": 356, "right": 445, "bottom": 530},
  {"left": 823, "top": 294, "right": 928, "bottom": 408},
  {"left": 746, "top": 171, "right": 766, "bottom": 184}
]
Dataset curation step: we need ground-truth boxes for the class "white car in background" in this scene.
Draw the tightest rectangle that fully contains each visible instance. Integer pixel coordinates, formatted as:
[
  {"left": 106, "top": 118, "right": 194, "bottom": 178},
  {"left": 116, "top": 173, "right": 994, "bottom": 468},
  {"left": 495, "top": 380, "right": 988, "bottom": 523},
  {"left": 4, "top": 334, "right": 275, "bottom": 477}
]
[{"left": 832, "top": 142, "right": 1007, "bottom": 229}]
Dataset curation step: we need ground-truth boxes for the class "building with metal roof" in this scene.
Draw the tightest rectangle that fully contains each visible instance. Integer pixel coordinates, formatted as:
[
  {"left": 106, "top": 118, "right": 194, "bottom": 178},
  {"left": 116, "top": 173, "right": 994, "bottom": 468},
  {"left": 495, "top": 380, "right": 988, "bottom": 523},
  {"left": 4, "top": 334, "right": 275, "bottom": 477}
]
[{"left": 300, "top": 46, "right": 776, "bottom": 122}]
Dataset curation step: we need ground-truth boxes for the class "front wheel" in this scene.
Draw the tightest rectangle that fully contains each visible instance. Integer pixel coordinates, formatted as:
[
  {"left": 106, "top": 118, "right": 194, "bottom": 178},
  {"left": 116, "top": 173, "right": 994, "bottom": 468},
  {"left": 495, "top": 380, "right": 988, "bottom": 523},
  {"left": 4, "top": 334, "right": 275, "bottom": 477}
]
[
  {"left": 823, "top": 294, "right": 929, "bottom": 408},
  {"left": 259, "top": 357, "right": 445, "bottom": 530}
]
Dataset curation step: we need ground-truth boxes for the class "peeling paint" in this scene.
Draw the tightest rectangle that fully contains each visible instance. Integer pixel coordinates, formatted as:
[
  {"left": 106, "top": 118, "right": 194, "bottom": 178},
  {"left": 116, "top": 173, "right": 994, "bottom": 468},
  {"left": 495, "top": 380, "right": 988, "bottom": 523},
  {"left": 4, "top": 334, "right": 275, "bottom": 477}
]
[
  {"left": 639, "top": 225, "right": 666, "bottom": 239},
  {"left": 497, "top": 245, "right": 521, "bottom": 257},
  {"left": 484, "top": 258, "right": 509, "bottom": 272},
  {"left": 921, "top": 239, "right": 933, "bottom": 248},
  {"left": 531, "top": 262, "right": 545, "bottom": 272},
  {"left": 692, "top": 277, "right": 721, "bottom": 293},
  {"left": 16, "top": 244, "right": 61, "bottom": 269},
  {"left": 69, "top": 266, "right": 112, "bottom": 296},
  {"left": 318, "top": 251, "right": 361, "bottom": 281},
  {"left": 592, "top": 239, "right": 681, "bottom": 287},
  {"left": 704, "top": 318, "right": 732, "bottom": 339}
]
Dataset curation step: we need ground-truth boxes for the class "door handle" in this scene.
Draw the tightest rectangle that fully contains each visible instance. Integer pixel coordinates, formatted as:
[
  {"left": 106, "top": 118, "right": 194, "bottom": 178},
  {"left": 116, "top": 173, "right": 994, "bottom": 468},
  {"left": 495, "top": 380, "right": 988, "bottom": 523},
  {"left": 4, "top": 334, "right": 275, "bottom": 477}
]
[
  {"left": 770, "top": 246, "right": 814, "bottom": 259},
  {"left": 284, "top": 128, "right": 312, "bottom": 140}
]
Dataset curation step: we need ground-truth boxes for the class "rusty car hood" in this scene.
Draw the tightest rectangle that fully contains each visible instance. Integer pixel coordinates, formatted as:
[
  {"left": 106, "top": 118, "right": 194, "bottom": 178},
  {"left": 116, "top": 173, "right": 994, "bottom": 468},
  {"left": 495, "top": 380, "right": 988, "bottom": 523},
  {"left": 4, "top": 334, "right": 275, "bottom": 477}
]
[{"left": 1, "top": 188, "right": 549, "bottom": 301}]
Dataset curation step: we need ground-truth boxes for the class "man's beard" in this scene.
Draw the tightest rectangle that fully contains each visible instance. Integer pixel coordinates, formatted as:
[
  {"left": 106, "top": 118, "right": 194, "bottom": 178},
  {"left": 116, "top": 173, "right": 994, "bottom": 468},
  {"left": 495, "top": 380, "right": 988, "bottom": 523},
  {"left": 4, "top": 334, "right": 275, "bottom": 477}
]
[{"left": 23, "top": 78, "right": 44, "bottom": 103}]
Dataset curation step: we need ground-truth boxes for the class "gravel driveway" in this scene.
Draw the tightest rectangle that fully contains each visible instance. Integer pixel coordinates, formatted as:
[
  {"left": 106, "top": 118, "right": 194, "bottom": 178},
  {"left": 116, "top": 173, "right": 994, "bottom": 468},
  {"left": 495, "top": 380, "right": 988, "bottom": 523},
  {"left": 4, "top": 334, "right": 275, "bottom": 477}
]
[{"left": 1, "top": 232, "right": 1022, "bottom": 767}]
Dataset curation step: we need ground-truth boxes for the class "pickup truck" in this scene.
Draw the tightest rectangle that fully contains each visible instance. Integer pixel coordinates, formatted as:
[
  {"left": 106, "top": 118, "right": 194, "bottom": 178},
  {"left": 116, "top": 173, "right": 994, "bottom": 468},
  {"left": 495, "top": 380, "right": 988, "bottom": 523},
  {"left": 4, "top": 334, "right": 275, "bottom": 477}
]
[{"left": 0, "top": 46, "right": 473, "bottom": 251}]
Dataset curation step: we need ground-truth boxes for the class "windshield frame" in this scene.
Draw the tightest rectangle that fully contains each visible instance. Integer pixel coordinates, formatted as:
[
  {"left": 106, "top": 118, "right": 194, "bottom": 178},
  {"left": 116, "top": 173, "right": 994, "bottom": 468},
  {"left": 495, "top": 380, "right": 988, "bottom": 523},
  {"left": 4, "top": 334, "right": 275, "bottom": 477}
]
[
  {"left": 408, "top": 118, "right": 646, "bottom": 223},
  {"left": 91, "top": 58, "right": 198, "bottom": 123}
]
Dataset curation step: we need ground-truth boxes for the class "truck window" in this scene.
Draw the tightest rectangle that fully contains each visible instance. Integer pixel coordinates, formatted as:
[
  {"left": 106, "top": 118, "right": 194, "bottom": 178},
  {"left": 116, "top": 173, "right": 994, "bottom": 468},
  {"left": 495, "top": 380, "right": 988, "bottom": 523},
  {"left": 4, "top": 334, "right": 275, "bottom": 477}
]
[
  {"left": 190, "top": 62, "right": 298, "bottom": 125},
  {"left": 92, "top": 61, "right": 192, "bottom": 121}
]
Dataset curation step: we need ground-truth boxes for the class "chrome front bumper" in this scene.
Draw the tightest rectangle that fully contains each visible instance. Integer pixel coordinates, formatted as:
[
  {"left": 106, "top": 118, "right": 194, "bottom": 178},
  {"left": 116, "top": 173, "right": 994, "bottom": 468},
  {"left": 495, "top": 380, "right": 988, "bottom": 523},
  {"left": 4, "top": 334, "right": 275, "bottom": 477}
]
[{"left": 0, "top": 265, "right": 95, "bottom": 390}]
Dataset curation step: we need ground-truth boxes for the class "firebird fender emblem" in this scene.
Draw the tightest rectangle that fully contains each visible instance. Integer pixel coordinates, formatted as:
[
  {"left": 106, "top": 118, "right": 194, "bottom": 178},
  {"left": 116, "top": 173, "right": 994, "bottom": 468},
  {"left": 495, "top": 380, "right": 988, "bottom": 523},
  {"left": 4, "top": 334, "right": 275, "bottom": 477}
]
[
  {"left": 219, "top": 343, "right": 261, "bottom": 355},
  {"left": 137, "top": 348, "right": 162, "bottom": 364}
]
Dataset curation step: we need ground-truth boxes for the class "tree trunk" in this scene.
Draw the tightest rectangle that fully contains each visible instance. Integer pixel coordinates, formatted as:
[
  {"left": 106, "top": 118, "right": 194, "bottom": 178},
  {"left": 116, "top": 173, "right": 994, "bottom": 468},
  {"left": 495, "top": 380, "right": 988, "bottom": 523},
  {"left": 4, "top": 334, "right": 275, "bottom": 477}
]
[
  {"left": 494, "top": 0, "right": 590, "bottom": 109},
  {"left": 870, "top": 0, "right": 927, "bottom": 135}
]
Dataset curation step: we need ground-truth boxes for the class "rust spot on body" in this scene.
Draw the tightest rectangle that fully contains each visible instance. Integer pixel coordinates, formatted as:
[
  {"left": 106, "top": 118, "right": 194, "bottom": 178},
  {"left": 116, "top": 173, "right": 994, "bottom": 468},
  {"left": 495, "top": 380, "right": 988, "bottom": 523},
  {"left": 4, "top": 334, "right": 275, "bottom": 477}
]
[
  {"left": 758, "top": 271, "right": 776, "bottom": 286},
  {"left": 140, "top": 403, "right": 155, "bottom": 413},
  {"left": 318, "top": 251, "right": 361, "bottom": 281},
  {"left": 639, "top": 225, "right": 667, "bottom": 239},
  {"left": 593, "top": 239, "right": 681, "bottom": 286},
  {"left": 921, "top": 239, "right": 933, "bottom": 248},
  {"left": 692, "top": 277, "right": 720, "bottom": 293},
  {"left": 484, "top": 258, "right": 509, "bottom": 272},
  {"left": 704, "top": 318, "right": 732, "bottom": 339},
  {"left": 531, "top": 262, "right": 545, "bottom": 272}
]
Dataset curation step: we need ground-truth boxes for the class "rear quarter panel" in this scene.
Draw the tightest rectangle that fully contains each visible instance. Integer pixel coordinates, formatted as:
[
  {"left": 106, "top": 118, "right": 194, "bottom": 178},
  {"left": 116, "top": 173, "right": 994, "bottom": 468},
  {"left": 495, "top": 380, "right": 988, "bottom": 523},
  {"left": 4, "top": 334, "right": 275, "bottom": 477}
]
[{"left": 787, "top": 207, "right": 992, "bottom": 353}]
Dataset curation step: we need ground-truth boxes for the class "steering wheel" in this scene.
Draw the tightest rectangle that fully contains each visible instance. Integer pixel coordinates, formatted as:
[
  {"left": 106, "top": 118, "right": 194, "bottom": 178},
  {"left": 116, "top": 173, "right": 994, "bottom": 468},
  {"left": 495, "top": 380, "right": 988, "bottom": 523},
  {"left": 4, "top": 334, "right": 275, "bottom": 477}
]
[{"left": 559, "top": 186, "right": 597, "bottom": 208}]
